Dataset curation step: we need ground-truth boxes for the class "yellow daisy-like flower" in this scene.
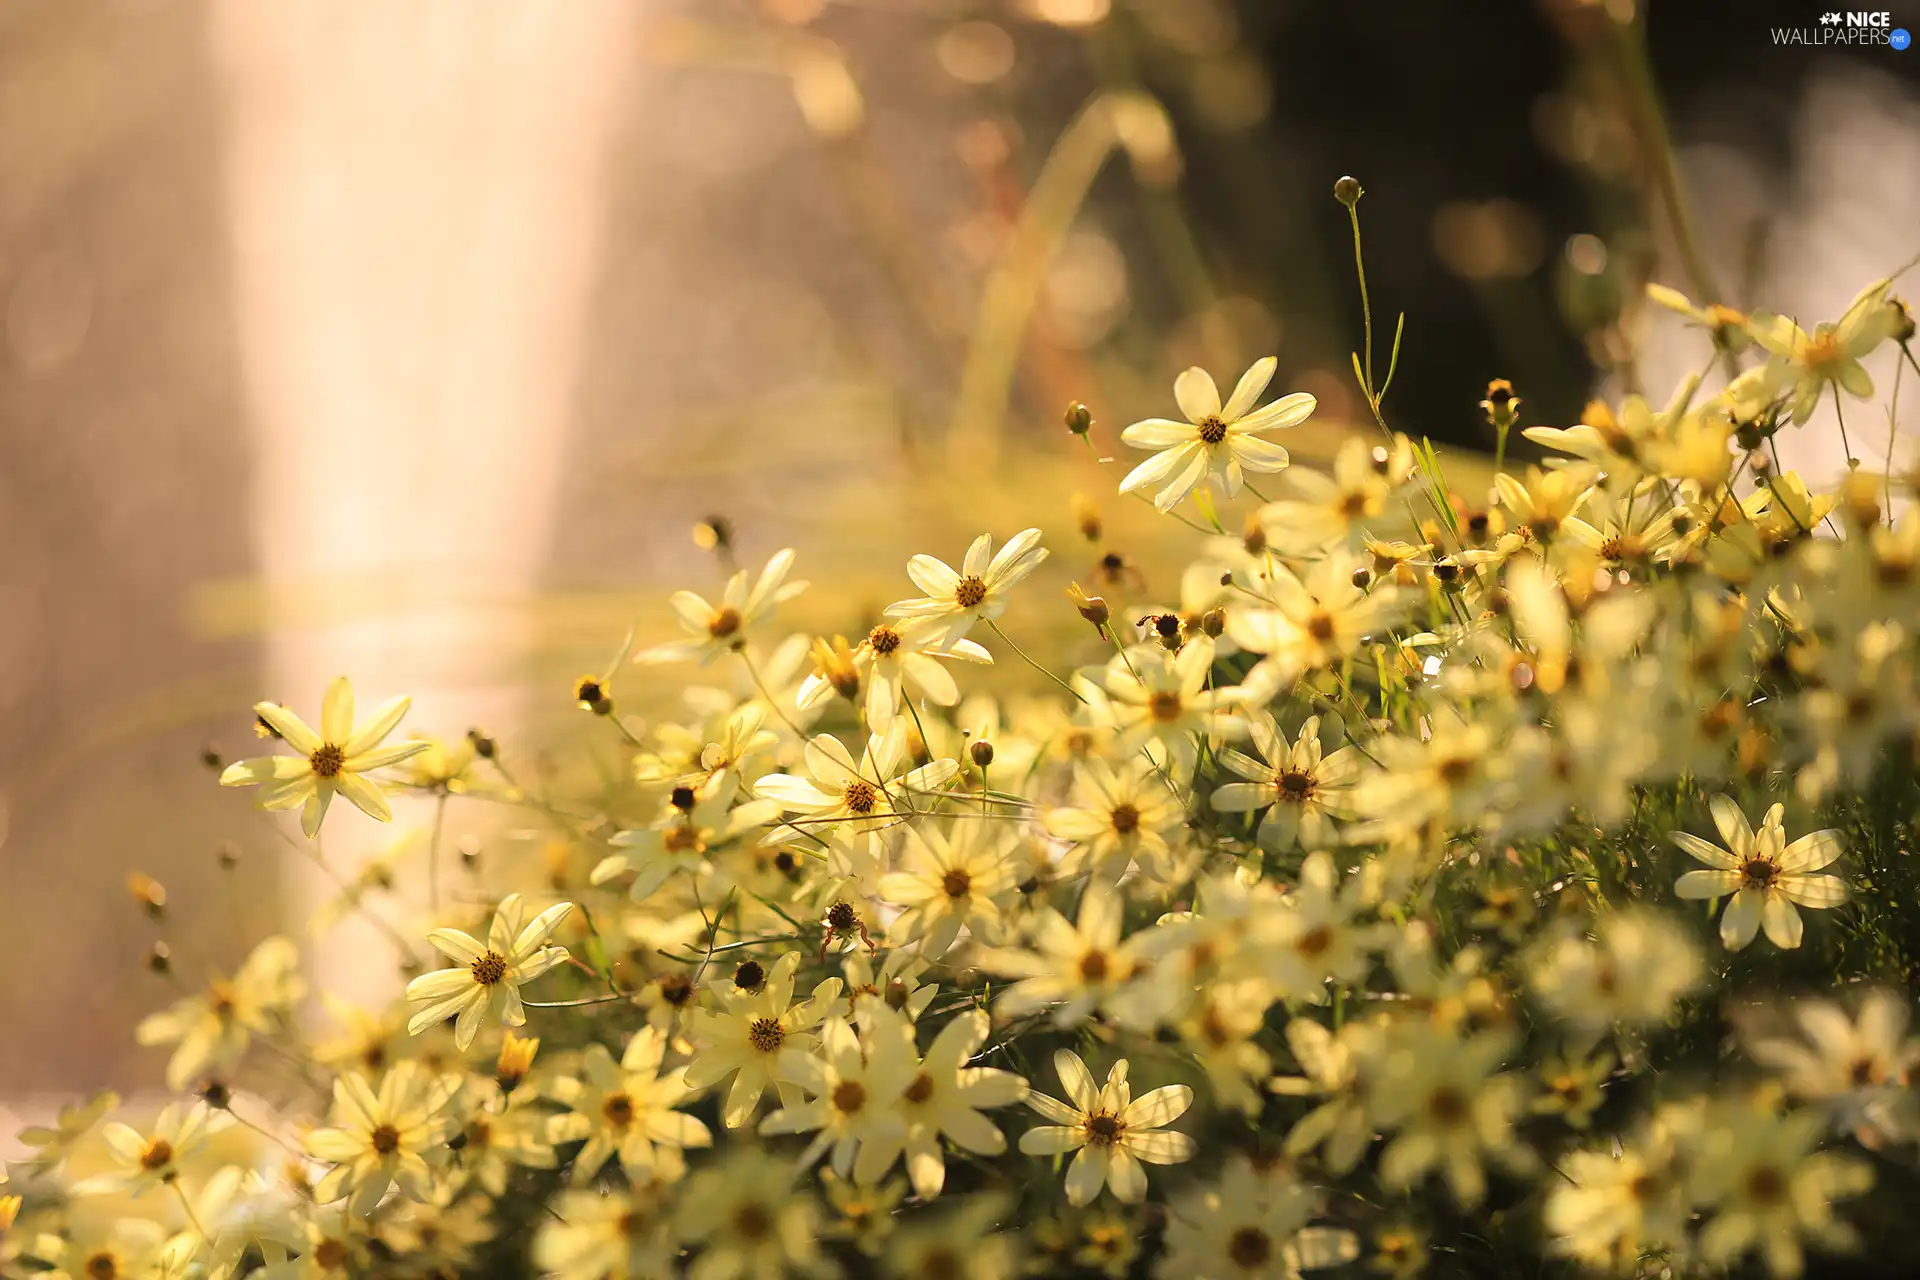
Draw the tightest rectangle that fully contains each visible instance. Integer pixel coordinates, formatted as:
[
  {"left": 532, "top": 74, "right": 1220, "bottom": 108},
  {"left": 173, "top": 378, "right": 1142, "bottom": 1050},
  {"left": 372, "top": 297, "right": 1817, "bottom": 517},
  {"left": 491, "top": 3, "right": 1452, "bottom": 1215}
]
[
  {"left": 877, "top": 820, "right": 1014, "bottom": 958},
  {"left": 1671, "top": 796, "right": 1847, "bottom": 951},
  {"left": 1749, "top": 278, "right": 1902, "bottom": 424},
  {"left": 86, "top": 1101, "right": 226, "bottom": 1198},
  {"left": 135, "top": 935, "right": 305, "bottom": 1091},
  {"left": 404, "top": 893, "right": 575, "bottom": 1051},
  {"left": 1018, "top": 1050, "right": 1194, "bottom": 1206},
  {"left": 884, "top": 528, "right": 1050, "bottom": 650},
  {"left": 304, "top": 1061, "right": 461, "bottom": 1216},
  {"left": 547, "top": 1027, "right": 712, "bottom": 1187},
  {"left": 634, "top": 547, "right": 806, "bottom": 667},
  {"left": 1119, "top": 357, "right": 1315, "bottom": 512},
  {"left": 219, "top": 676, "right": 429, "bottom": 837}
]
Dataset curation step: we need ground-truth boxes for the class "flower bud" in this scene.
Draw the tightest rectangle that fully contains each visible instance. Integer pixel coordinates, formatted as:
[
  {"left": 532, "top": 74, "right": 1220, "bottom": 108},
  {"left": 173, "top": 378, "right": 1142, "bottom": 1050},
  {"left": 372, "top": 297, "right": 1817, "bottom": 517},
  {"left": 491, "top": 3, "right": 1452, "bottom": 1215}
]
[
  {"left": 1333, "top": 175, "right": 1362, "bottom": 207},
  {"left": 1479, "top": 379, "right": 1520, "bottom": 431},
  {"left": 969, "top": 739, "right": 995, "bottom": 769},
  {"left": 128, "top": 873, "right": 167, "bottom": 919},
  {"left": 1889, "top": 295, "right": 1915, "bottom": 344},
  {"left": 1072, "top": 493, "right": 1103, "bottom": 542},
  {"left": 1068, "top": 583, "right": 1110, "bottom": 638},
  {"left": 466, "top": 728, "right": 497, "bottom": 759},
  {"left": 692, "top": 515, "right": 734, "bottom": 552},
  {"left": 1200, "top": 608, "right": 1226, "bottom": 637},
  {"left": 1064, "top": 401, "right": 1094, "bottom": 435},
  {"left": 497, "top": 1032, "right": 540, "bottom": 1094},
  {"left": 573, "top": 676, "right": 613, "bottom": 716}
]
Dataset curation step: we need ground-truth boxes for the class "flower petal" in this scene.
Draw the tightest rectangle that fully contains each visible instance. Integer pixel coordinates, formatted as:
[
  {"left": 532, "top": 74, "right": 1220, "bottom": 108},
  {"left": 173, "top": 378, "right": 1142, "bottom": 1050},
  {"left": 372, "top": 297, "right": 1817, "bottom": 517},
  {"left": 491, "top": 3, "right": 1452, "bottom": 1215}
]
[
  {"left": 1018, "top": 1124, "right": 1085, "bottom": 1156},
  {"left": 320, "top": 677, "right": 355, "bottom": 745},
  {"left": 1174, "top": 367, "right": 1222, "bottom": 423},
  {"left": 1120, "top": 1085, "right": 1191, "bottom": 1130},
  {"left": 1759, "top": 893, "right": 1804, "bottom": 950},
  {"left": 1670, "top": 831, "right": 1739, "bottom": 870},
  {"left": 1221, "top": 356, "right": 1276, "bottom": 421},
  {"left": 1708, "top": 794, "right": 1753, "bottom": 857},
  {"left": 1719, "top": 889, "right": 1764, "bottom": 951},
  {"left": 1779, "top": 829, "right": 1843, "bottom": 874},
  {"left": 1064, "top": 1145, "right": 1107, "bottom": 1206},
  {"left": 345, "top": 696, "right": 410, "bottom": 757},
  {"left": 1674, "top": 869, "right": 1740, "bottom": 900},
  {"left": 1054, "top": 1051, "right": 1098, "bottom": 1112}
]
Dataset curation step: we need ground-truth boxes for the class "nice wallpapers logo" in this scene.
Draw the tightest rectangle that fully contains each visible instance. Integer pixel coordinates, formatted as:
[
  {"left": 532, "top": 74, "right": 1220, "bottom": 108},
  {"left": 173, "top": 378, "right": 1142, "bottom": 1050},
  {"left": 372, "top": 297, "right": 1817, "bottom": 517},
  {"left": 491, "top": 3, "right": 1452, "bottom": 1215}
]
[{"left": 1774, "top": 10, "right": 1912, "bottom": 46}]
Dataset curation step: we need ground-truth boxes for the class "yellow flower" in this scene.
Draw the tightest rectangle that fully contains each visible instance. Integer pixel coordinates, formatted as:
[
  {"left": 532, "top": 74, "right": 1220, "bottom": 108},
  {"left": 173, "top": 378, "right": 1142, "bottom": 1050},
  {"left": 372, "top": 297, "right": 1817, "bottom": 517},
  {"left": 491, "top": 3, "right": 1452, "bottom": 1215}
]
[
  {"left": 82, "top": 1101, "right": 226, "bottom": 1198},
  {"left": 877, "top": 820, "right": 1015, "bottom": 957},
  {"left": 1744, "top": 990, "right": 1920, "bottom": 1144},
  {"left": 760, "top": 1008, "right": 916, "bottom": 1183},
  {"left": 1157, "top": 1157, "right": 1358, "bottom": 1280},
  {"left": 1749, "top": 278, "right": 1903, "bottom": 424},
  {"left": 754, "top": 721, "right": 960, "bottom": 832},
  {"left": 675, "top": 1149, "right": 825, "bottom": 1278},
  {"left": 404, "top": 893, "right": 574, "bottom": 1051},
  {"left": 1544, "top": 1123, "right": 1689, "bottom": 1271},
  {"left": 1257, "top": 434, "right": 1416, "bottom": 552},
  {"left": 634, "top": 548, "right": 806, "bottom": 666},
  {"left": 304, "top": 1062, "right": 460, "bottom": 1216},
  {"left": 1019, "top": 1050, "right": 1194, "bottom": 1206},
  {"left": 1690, "top": 1105, "right": 1872, "bottom": 1277},
  {"left": 1042, "top": 757, "right": 1183, "bottom": 883},
  {"left": 798, "top": 618, "right": 993, "bottom": 730},
  {"left": 1211, "top": 712, "right": 1363, "bottom": 850},
  {"left": 533, "top": 1188, "right": 676, "bottom": 1280},
  {"left": 548, "top": 1027, "right": 711, "bottom": 1186},
  {"left": 852, "top": 1008, "right": 1029, "bottom": 1200},
  {"left": 884, "top": 528, "right": 1050, "bottom": 649},
  {"left": 1119, "top": 358, "right": 1315, "bottom": 512},
  {"left": 682, "top": 951, "right": 844, "bottom": 1128},
  {"left": 977, "top": 881, "right": 1141, "bottom": 1026},
  {"left": 136, "top": 936, "right": 305, "bottom": 1091},
  {"left": 219, "top": 676, "right": 429, "bottom": 837},
  {"left": 1371, "top": 1025, "right": 1527, "bottom": 1206},
  {"left": 1672, "top": 796, "right": 1847, "bottom": 951}
]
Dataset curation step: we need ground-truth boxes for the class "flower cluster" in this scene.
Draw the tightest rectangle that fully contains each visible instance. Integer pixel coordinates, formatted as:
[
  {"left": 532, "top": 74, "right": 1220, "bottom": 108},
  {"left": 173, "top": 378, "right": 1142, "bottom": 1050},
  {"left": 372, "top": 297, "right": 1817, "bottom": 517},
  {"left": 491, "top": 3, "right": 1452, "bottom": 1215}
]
[{"left": 7, "top": 264, "right": 1920, "bottom": 1280}]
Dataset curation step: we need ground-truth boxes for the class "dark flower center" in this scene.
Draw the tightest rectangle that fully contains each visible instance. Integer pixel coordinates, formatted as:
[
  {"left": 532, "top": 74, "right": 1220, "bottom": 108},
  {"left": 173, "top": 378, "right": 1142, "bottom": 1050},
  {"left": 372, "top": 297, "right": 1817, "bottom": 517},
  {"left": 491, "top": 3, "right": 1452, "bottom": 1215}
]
[
  {"left": 470, "top": 951, "right": 508, "bottom": 986},
  {"left": 843, "top": 780, "right": 878, "bottom": 815},
  {"left": 310, "top": 744, "right": 346, "bottom": 778},
  {"left": 1228, "top": 1226, "right": 1272, "bottom": 1269}
]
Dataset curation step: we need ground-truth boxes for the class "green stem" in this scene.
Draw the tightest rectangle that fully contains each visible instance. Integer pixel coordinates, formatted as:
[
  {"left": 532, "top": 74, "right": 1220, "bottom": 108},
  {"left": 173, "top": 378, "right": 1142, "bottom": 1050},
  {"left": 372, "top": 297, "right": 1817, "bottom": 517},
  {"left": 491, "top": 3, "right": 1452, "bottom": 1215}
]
[
  {"left": 985, "top": 619, "right": 1088, "bottom": 704},
  {"left": 1610, "top": 15, "right": 1723, "bottom": 307}
]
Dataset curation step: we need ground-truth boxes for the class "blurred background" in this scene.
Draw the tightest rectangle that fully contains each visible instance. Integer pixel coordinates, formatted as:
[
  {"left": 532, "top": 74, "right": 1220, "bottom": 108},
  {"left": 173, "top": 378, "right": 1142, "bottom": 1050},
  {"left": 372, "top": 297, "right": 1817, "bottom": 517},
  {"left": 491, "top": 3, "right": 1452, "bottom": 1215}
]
[{"left": 1, "top": 0, "right": 1915, "bottom": 1105}]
